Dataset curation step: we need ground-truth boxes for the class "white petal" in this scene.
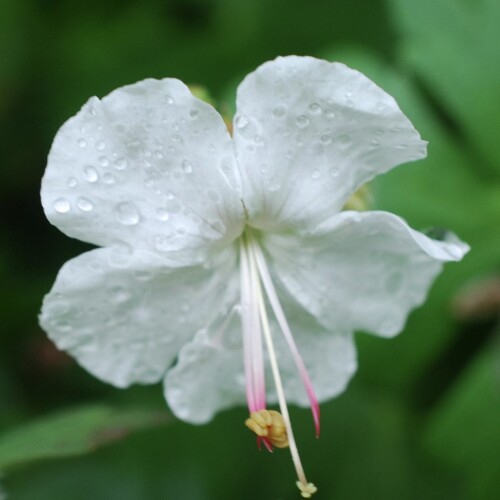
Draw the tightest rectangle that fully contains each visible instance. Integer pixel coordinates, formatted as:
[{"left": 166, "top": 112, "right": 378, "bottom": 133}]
[
  {"left": 39, "top": 245, "right": 238, "bottom": 388},
  {"left": 42, "top": 79, "right": 244, "bottom": 265},
  {"left": 234, "top": 56, "right": 426, "bottom": 231},
  {"left": 164, "top": 304, "right": 246, "bottom": 424},
  {"left": 264, "top": 211, "right": 469, "bottom": 337},
  {"left": 164, "top": 292, "right": 357, "bottom": 423}
]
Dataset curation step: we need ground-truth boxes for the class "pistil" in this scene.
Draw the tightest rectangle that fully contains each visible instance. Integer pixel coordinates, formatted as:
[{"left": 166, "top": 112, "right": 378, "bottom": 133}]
[{"left": 239, "top": 231, "right": 318, "bottom": 498}]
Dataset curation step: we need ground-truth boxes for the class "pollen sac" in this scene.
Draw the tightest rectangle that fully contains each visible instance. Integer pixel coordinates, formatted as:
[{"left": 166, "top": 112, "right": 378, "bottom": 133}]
[{"left": 245, "top": 409, "right": 289, "bottom": 449}]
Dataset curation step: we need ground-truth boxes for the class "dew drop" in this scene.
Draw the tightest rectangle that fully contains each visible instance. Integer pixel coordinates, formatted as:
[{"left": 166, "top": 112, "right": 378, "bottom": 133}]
[
  {"left": 99, "top": 156, "right": 109, "bottom": 167},
  {"left": 53, "top": 198, "right": 71, "bottom": 213},
  {"left": 235, "top": 115, "right": 249, "bottom": 129},
  {"left": 134, "top": 269, "right": 153, "bottom": 281},
  {"left": 78, "top": 138, "right": 87, "bottom": 148},
  {"left": 115, "top": 202, "right": 140, "bottom": 225},
  {"left": 325, "top": 109, "right": 335, "bottom": 119},
  {"left": 77, "top": 197, "right": 94, "bottom": 211},
  {"left": 181, "top": 160, "right": 193, "bottom": 174},
  {"left": 320, "top": 134, "right": 332, "bottom": 145},
  {"left": 67, "top": 177, "right": 77, "bottom": 188},
  {"left": 329, "top": 166, "right": 340, "bottom": 178},
  {"left": 272, "top": 104, "right": 287, "bottom": 118},
  {"left": 338, "top": 134, "right": 352, "bottom": 147},
  {"left": 156, "top": 207, "right": 170, "bottom": 221},
  {"left": 371, "top": 138, "right": 380, "bottom": 147},
  {"left": 295, "top": 115, "right": 310, "bottom": 128},
  {"left": 189, "top": 109, "right": 200, "bottom": 119},
  {"left": 114, "top": 157, "right": 127, "bottom": 170},
  {"left": 102, "top": 173, "right": 116, "bottom": 185},
  {"left": 308, "top": 102, "right": 322, "bottom": 114},
  {"left": 253, "top": 135, "right": 265, "bottom": 146},
  {"left": 110, "top": 286, "right": 130, "bottom": 304},
  {"left": 96, "top": 140, "right": 106, "bottom": 151},
  {"left": 83, "top": 166, "right": 99, "bottom": 182},
  {"left": 164, "top": 95, "right": 174, "bottom": 104},
  {"left": 311, "top": 170, "right": 321, "bottom": 180}
]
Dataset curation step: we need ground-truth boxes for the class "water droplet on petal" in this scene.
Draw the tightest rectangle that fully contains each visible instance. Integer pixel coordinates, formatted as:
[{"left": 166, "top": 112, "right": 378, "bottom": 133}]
[
  {"left": 325, "top": 109, "right": 335, "bottom": 119},
  {"left": 115, "top": 202, "right": 140, "bottom": 225},
  {"left": 134, "top": 269, "right": 153, "bottom": 281},
  {"left": 78, "top": 138, "right": 87, "bottom": 148},
  {"left": 235, "top": 115, "right": 249, "bottom": 129},
  {"left": 99, "top": 156, "right": 109, "bottom": 167},
  {"left": 272, "top": 104, "right": 286, "bottom": 118},
  {"left": 164, "top": 95, "right": 174, "bottom": 104},
  {"left": 320, "top": 134, "right": 332, "bottom": 145},
  {"left": 83, "top": 166, "right": 99, "bottom": 182},
  {"left": 67, "top": 178, "right": 77, "bottom": 188},
  {"left": 156, "top": 208, "right": 170, "bottom": 221},
  {"left": 181, "top": 160, "right": 193, "bottom": 174},
  {"left": 77, "top": 197, "right": 94, "bottom": 211},
  {"left": 268, "top": 177, "right": 281, "bottom": 192},
  {"left": 338, "top": 134, "right": 351, "bottom": 147},
  {"left": 311, "top": 170, "right": 321, "bottom": 180},
  {"left": 189, "top": 109, "right": 199, "bottom": 118},
  {"left": 253, "top": 135, "right": 265, "bottom": 146},
  {"left": 114, "top": 157, "right": 127, "bottom": 170},
  {"left": 53, "top": 198, "right": 71, "bottom": 213},
  {"left": 96, "top": 140, "right": 106, "bottom": 151},
  {"left": 295, "top": 115, "right": 310, "bottom": 128},
  {"left": 329, "top": 166, "right": 340, "bottom": 178},
  {"left": 102, "top": 173, "right": 116, "bottom": 184},
  {"left": 110, "top": 286, "right": 130, "bottom": 304},
  {"left": 308, "top": 102, "right": 322, "bottom": 114}
]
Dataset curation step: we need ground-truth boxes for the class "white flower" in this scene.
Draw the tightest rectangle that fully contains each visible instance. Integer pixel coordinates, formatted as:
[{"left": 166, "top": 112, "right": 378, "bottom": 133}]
[{"left": 40, "top": 56, "right": 468, "bottom": 497}]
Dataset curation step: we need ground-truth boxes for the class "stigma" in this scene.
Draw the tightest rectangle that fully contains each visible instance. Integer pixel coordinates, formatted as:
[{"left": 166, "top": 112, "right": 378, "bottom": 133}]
[{"left": 239, "top": 230, "right": 318, "bottom": 498}]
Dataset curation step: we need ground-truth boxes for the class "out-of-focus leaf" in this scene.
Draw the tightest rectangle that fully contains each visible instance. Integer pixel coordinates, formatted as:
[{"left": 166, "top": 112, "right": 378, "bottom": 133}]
[
  {"left": 387, "top": 0, "right": 500, "bottom": 172},
  {"left": 423, "top": 340, "right": 500, "bottom": 499},
  {"left": 0, "top": 405, "right": 168, "bottom": 472},
  {"left": 5, "top": 388, "right": 461, "bottom": 500}
]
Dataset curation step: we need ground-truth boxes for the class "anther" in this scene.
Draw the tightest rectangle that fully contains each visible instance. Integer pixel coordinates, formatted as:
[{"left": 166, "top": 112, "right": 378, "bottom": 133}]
[
  {"left": 296, "top": 481, "right": 318, "bottom": 498},
  {"left": 245, "top": 409, "right": 289, "bottom": 449}
]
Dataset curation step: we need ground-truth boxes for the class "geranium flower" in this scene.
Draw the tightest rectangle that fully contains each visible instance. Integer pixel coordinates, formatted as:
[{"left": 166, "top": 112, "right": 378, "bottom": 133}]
[{"left": 40, "top": 56, "right": 468, "bottom": 497}]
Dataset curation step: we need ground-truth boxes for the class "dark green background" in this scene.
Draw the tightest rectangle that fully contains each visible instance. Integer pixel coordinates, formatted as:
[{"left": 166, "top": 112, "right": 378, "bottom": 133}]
[{"left": 1, "top": 0, "right": 499, "bottom": 498}]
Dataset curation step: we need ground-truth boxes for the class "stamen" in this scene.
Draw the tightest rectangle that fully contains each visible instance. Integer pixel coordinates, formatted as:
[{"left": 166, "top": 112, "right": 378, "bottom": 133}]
[
  {"left": 252, "top": 238, "right": 321, "bottom": 437},
  {"left": 245, "top": 409, "right": 289, "bottom": 448},
  {"left": 248, "top": 242, "right": 316, "bottom": 497},
  {"left": 239, "top": 239, "right": 266, "bottom": 412}
]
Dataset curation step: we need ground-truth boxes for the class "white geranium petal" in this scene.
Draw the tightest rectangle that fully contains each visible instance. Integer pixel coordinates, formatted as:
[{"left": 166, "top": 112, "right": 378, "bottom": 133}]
[
  {"left": 40, "top": 246, "right": 238, "bottom": 388},
  {"left": 164, "top": 292, "right": 357, "bottom": 423},
  {"left": 165, "top": 313, "right": 246, "bottom": 424},
  {"left": 42, "top": 78, "right": 244, "bottom": 264},
  {"left": 264, "top": 211, "right": 469, "bottom": 337},
  {"left": 234, "top": 56, "right": 427, "bottom": 231}
]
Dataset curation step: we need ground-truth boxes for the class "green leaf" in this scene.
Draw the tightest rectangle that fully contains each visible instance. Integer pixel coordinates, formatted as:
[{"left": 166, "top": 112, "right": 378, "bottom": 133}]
[
  {"left": 387, "top": 0, "right": 500, "bottom": 172},
  {"left": 423, "top": 341, "right": 500, "bottom": 499},
  {"left": 0, "top": 405, "right": 168, "bottom": 473}
]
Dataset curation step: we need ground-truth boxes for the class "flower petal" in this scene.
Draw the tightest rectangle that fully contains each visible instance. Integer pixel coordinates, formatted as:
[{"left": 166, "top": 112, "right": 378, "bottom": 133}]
[
  {"left": 264, "top": 211, "right": 469, "bottom": 337},
  {"left": 39, "top": 245, "right": 238, "bottom": 388},
  {"left": 234, "top": 56, "right": 426, "bottom": 231},
  {"left": 164, "top": 291, "right": 357, "bottom": 423},
  {"left": 42, "top": 79, "right": 244, "bottom": 265}
]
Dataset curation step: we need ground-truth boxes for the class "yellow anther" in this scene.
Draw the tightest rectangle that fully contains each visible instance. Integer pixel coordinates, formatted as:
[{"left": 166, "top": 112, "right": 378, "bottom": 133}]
[
  {"left": 296, "top": 481, "right": 318, "bottom": 498},
  {"left": 245, "top": 409, "right": 289, "bottom": 448}
]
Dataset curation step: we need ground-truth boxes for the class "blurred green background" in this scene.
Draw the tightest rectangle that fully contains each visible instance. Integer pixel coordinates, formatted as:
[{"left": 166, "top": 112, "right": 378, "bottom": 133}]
[{"left": 1, "top": 0, "right": 499, "bottom": 498}]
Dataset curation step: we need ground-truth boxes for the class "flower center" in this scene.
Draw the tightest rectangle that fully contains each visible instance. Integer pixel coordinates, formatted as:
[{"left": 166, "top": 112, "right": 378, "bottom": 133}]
[{"left": 239, "top": 230, "right": 318, "bottom": 498}]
